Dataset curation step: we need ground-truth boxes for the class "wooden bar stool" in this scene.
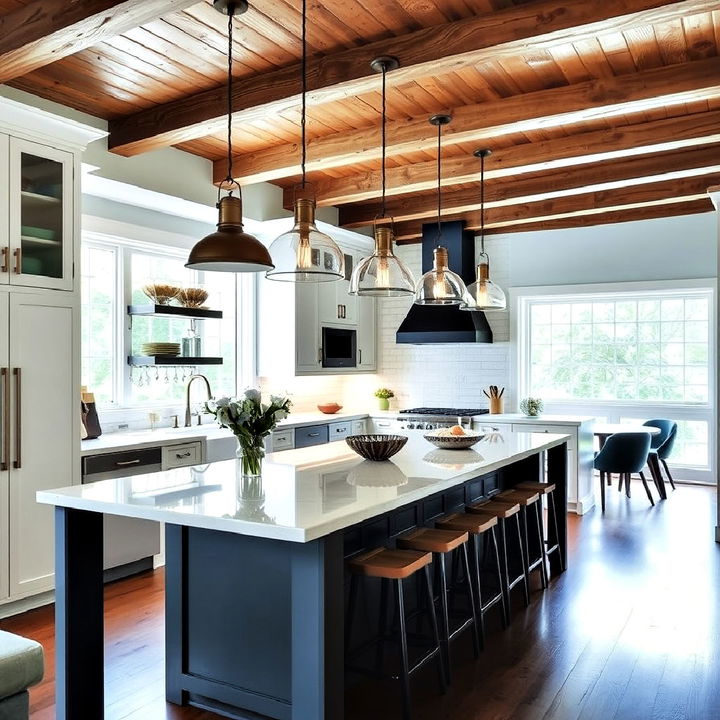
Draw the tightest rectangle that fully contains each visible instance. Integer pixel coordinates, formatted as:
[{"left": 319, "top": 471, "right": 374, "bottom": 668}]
[
  {"left": 516, "top": 480, "right": 565, "bottom": 573},
  {"left": 397, "top": 527, "right": 479, "bottom": 684},
  {"left": 346, "top": 548, "right": 446, "bottom": 720},
  {"left": 467, "top": 499, "right": 528, "bottom": 624},
  {"left": 494, "top": 488, "right": 549, "bottom": 591},
  {"left": 435, "top": 512, "right": 506, "bottom": 650}
]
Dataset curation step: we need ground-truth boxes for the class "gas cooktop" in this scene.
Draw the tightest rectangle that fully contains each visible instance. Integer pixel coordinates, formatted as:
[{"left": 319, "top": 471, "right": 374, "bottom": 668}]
[{"left": 399, "top": 407, "right": 490, "bottom": 416}]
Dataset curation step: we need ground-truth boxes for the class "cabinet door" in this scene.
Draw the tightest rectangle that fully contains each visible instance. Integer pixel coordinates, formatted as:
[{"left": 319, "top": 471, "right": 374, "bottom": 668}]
[
  {"left": 8, "top": 138, "right": 74, "bottom": 291},
  {"left": 357, "top": 296, "right": 376, "bottom": 371},
  {"left": 295, "top": 282, "right": 321, "bottom": 372},
  {"left": 0, "top": 293, "right": 9, "bottom": 601},
  {"left": 9, "top": 292, "right": 78, "bottom": 598},
  {"left": 317, "top": 253, "right": 356, "bottom": 326},
  {"left": 0, "top": 135, "right": 8, "bottom": 287}
]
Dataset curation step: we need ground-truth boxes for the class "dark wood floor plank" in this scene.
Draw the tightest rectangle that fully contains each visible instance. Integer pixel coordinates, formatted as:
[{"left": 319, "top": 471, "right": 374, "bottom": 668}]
[{"left": 0, "top": 483, "right": 718, "bottom": 720}]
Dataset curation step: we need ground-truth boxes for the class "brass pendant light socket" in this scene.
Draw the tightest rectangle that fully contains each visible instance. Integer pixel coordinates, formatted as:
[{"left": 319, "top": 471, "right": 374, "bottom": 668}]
[
  {"left": 477, "top": 262, "right": 490, "bottom": 281},
  {"left": 217, "top": 194, "right": 242, "bottom": 226},
  {"left": 375, "top": 226, "right": 393, "bottom": 256},
  {"left": 294, "top": 196, "right": 316, "bottom": 225},
  {"left": 433, "top": 246, "right": 449, "bottom": 270}
]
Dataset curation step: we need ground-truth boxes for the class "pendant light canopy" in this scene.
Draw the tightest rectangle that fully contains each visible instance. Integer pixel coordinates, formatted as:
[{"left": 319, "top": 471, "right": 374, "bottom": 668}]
[
  {"left": 461, "top": 149, "right": 507, "bottom": 312},
  {"left": 349, "top": 57, "right": 415, "bottom": 297},
  {"left": 413, "top": 115, "right": 466, "bottom": 306},
  {"left": 186, "top": 0, "right": 273, "bottom": 273},
  {"left": 265, "top": 0, "right": 343, "bottom": 282}
]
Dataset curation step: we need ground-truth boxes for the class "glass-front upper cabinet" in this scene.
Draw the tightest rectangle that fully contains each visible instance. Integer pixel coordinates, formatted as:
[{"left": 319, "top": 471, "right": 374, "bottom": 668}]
[{"left": 7, "top": 137, "right": 74, "bottom": 291}]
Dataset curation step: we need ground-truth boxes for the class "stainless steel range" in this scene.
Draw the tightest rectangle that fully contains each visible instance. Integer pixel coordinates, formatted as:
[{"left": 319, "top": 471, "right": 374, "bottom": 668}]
[{"left": 396, "top": 407, "right": 490, "bottom": 431}]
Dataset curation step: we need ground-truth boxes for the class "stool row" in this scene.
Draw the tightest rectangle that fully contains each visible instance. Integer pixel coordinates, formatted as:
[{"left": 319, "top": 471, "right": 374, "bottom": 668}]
[{"left": 345, "top": 481, "right": 562, "bottom": 720}]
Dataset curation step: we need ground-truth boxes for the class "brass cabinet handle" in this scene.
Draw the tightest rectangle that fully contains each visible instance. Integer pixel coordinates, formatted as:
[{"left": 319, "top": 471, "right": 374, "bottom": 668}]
[
  {"left": 13, "top": 368, "right": 21, "bottom": 469},
  {"left": 13, "top": 248, "right": 21, "bottom": 274},
  {"left": 1, "top": 368, "right": 8, "bottom": 471},
  {"left": 0, "top": 247, "right": 8, "bottom": 274},
  {"left": 115, "top": 459, "right": 141, "bottom": 466}
]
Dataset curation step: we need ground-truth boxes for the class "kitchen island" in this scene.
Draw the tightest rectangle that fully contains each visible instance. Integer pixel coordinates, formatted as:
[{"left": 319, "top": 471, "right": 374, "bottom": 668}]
[{"left": 38, "top": 430, "right": 569, "bottom": 720}]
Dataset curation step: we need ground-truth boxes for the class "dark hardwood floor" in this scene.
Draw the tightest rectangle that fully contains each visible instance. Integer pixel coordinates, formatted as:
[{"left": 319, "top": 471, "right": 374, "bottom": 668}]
[{"left": 2, "top": 481, "right": 719, "bottom": 720}]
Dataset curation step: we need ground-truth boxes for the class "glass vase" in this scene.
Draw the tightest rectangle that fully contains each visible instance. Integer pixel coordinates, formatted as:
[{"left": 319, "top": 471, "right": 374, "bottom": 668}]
[{"left": 235, "top": 438, "right": 265, "bottom": 478}]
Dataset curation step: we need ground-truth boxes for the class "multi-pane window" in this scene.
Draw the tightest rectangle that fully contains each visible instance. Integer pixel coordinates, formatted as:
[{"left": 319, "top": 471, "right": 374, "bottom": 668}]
[{"left": 527, "top": 292, "right": 711, "bottom": 404}]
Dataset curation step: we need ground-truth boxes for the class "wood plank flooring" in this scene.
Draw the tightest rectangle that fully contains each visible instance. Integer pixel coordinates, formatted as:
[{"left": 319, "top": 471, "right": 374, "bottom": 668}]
[{"left": 2, "top": 482, "right": 718, "bottom": 720}]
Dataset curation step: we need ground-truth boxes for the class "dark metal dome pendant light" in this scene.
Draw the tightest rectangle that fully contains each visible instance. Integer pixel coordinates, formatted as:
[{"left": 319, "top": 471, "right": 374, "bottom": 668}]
[
  {"left": 349, "top": 56, "right": 415, "bottom": 296},
  {"left": 265, "top": 0, "right": 343, "bottom": 282},
  {"left": 460, "top": 148, "right": 507, "bottom": 311},
  {"left": 414, "top": 114, "right": 466, "bottom": 305},
  {"left": 186, "top": 0, "right": 274, "bottom": 273}
]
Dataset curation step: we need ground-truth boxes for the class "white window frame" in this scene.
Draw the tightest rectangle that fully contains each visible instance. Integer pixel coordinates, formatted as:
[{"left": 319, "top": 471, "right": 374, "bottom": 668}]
[
  {"left": 511, "top": 279, "right": 716, "bottom": 484},
  {"left": 81, "top": 216, "right": 253, "bottom": 422}
]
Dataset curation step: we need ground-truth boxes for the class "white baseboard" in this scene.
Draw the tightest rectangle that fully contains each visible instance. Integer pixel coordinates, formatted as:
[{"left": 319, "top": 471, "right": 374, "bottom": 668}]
[{"left": 0, "top": 590, "right": 54, "bottom": 619}]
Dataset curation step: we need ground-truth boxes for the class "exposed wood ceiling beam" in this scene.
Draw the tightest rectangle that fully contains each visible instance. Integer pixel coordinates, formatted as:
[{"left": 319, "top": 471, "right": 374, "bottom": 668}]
[
  {"left": 0, "top": 0, "right": 199, "bottom": 84},
  {"left": 297, "top": 111, "right": 720, "bottom": 208},
  {"left": 107, "top": 0, "right": 720, "bottom": 156},
  {"left": 390, "top": 176, "right": 718, "bottom": 241},
  {"left": 229, "top": 56, "right": 720, "bottom": 188},
  {"left": 339, "top": 144, "right": 720, "bottom": 227},
  {"left": 468, "top": 200, "right": 714, "bottom": 237}
]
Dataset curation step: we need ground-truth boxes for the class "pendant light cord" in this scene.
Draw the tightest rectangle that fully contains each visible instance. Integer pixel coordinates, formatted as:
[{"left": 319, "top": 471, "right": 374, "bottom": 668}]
[
  {"left": 225, "top": 7, "right": 234, "bottom": 186},
  {"left": 436, "top": 120, "right": 442, "bottom": 245},
  {"left": 300, "top": 0, "right": 307, "bottom": 188},
  {"left": 480, "top": 151, "right": 485, "bottom": 256},
  {"left": 380, "top": 64, "right": 387, "bottom": 219}
]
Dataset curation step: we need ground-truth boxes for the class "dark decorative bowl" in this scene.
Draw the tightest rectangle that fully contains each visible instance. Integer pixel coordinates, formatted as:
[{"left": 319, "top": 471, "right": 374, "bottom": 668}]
[{"left": 346, "top": 434, "right": 408, "bottom": 461}]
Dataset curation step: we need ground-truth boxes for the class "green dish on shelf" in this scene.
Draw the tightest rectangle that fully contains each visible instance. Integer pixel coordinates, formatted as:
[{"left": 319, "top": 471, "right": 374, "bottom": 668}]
[{"left": 21, "top": 225, "right": 56, "bottom": 241}]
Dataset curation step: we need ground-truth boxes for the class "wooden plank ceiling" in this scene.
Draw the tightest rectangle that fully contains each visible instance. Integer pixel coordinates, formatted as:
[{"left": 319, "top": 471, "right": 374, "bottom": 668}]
[{"left": 1, "top": 0, "right": 719, "bottom": 239}]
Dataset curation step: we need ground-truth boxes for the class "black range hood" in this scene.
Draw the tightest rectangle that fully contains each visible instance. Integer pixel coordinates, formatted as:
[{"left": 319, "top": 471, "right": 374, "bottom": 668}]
[{"left": 396, "top": 220, "right": 492, "bottom": 344}]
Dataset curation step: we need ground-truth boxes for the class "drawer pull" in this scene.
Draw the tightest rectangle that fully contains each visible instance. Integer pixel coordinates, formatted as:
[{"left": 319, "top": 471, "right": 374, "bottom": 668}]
[
  {"left": 308, "top": 432, "right": 320, "bottom": 437},
  {"left": 175, "top": 451, "right": 192, "bottom": 459},
  {"left": 115, "top": 459, "right": 141, "bottom": 466}
]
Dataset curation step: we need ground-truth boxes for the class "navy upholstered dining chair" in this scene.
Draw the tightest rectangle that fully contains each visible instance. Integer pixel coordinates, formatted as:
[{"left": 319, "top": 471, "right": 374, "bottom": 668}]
[
  {"left": 594, "top": 432, "right": 654, "bottom": 512},
  {"left": 643, "top": 419, "right": 678, "bottom": 494}
]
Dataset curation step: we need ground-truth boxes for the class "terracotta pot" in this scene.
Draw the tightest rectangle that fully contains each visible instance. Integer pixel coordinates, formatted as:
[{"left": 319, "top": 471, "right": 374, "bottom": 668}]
[{"left": 317, "top": 402, "right": 343, "bottom": 414}]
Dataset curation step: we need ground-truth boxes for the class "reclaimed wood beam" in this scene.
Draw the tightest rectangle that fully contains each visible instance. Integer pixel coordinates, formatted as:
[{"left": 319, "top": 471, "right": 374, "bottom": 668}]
[
  {"left": 339, "top": 144, "right": 720, "bottom": 227},
  {"left": 299, "top": 110, "right": 720, "bottom": 208},
  {"left": 232, "top": 55, "right": 720, "bottom": 189},
  {"left": 390, "top": 176, "right": 719, "bottom": 241},
  {"left": 0, "top": 0, "right": 199, "bottom": 83},
  {"left": 108, "top": 0, "right": 720, "bottom": 156}
]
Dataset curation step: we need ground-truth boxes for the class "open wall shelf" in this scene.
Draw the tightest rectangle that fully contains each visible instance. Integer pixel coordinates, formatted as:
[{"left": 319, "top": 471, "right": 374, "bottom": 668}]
[
  {"left": 128, "top": 304, "right": 223, "bottom": 320},
  {"left": 128, "top": 356, "right": 223, "bottom": 366}
]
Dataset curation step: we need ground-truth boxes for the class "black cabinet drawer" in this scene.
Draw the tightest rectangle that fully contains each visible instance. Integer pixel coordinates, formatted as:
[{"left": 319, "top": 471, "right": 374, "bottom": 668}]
[
  {"left": 423, "top": 496, "right": 444, "bottom": 523},
  {"left": 444, "top": 487, "right": 466, "bottom": 513},
  {"left": 466, "top": 478, "right": 484, "bottom": 504},
  {"left": 390, "top": 506, "right": 418, "bottom": 537},
  {"left": 82, "top": 447, "right": 162, "bottom": 477},
  {"left": 484, "top": 472, "right": 499, "bottom": 496},
  {"left": 295, "top": 424, "right": 329, "bottom": 448},
  {"left": 361, "top": 517, "right": 389, "bottom": 549}
]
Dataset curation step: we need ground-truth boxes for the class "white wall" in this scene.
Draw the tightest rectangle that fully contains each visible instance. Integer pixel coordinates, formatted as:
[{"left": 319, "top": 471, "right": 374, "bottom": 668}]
[{"left": 375, "top": 210, "right": 717, "bottom": 412}]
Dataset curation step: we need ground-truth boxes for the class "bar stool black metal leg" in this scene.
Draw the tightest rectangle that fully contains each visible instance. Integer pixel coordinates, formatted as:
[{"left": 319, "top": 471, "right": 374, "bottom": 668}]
[
  {"left": 460, "top": 542, "right": 481, "bottom": 657},
  {"left": 395, "top": 579, "right": 412, "bottom": 720},
  {"left": 345, "top": 573, "right": 359, "bottom": 652},
  {"left": 548, "top": 492, "right": 564, "bottom": 571},
  {"left": 533, "top": 502, "right": 549, "bottom": 589},
  {"left": 437, "top": 551, "right": 451, "bottom": 684},
  {"left": 496, "top": 520, "right": 511, "bottom": 625},
  {"left": 514, "top": 514, "right": 530, "bottom": 607},
  {"left": 470, "top": 534, "right": 485, "bottom": 651},
  {"left": 423, "top": 565, "right": 447, "bottom": 696},
  {"left": 518, "top": 507, "right": 532, "bottom": 595},
  {"left": 489, "top": 526, "right": 507, "bottom": 628},
  {"left": 376, "top": 577, "right": 389, "bottom": 672}
]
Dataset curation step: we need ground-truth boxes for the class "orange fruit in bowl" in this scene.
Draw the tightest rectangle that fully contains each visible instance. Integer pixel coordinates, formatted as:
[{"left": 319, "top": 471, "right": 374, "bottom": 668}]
[{"left": 449, "top": 425, "right": 466, "bottom": 436}]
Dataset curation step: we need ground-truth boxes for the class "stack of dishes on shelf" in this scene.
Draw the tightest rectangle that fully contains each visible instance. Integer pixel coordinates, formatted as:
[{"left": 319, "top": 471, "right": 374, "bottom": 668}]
[{"left": 141, "top": 342, "right": 181, "bottom": 357}]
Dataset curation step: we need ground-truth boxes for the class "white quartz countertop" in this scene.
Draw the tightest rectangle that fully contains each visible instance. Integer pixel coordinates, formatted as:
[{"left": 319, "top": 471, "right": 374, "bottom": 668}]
[
  {"left": 80, "top": 411, "right": 370, "bottom": 457},
  {"left": 478, "top": 414, "right": 595, "bottom": 425},
  {"left": 45, "top": 430, "right": 570, "bottom": 543}
]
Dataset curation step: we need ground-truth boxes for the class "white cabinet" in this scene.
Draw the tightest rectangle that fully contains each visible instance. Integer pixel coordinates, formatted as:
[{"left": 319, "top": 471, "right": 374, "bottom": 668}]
[
  {"left": 0, "top": 291, "right": 80, "bottom": 600},
  {"left": 352, "top": 419, "right": 367, "bottom": 435},
  {"left": 318, "top": 252, "right": 357, "bottom": 326},
  {"left": 356, "top": 294, "right": 376, "bottom": 371}
]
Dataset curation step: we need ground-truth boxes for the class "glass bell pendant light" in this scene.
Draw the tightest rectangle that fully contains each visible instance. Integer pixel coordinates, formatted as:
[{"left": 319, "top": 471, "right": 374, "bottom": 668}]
[
  {"left": 265, "top": 0, "right": 343, "bottom": 282},
  {"left": 186, "top": 0, "right": 273, "bottom": 273},
  {"left": 461, "top": 148, "right": 507, "bottom": 311},
  {"left": 413, "top": 115, "right": 466, "bottom": 306},
  {"left": 350, "top": 57, "right": 414, "bottom": 297}
]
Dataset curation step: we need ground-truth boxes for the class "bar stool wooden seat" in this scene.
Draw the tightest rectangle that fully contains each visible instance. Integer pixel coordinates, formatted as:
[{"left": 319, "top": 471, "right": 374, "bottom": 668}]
[
  {"left": 494, "top": 488, "right": 549, "bottom": 591},
  {"left": 346, "top": 548, "right": 446, "bottom": 720},
  {"left": 467, "top": 499, "right": 528, "bottom": 624},
  {"left": 515, "top": 480, "right": 564, "bottom": 572},
  {"left": 397, "top": 527, "right": 479, "bottom": 684},
  {"left": 434, "top": 512, "right": 506, "bottom": 651}
]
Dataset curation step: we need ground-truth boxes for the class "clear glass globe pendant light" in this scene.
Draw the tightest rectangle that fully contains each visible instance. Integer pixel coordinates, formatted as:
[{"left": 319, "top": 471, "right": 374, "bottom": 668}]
[
  {"left": 265, "top": 0, "right": 343, "bottom": 282},
  {"left": 413, "top": 115, "right": 466, "bottom": 305},
  {"left": 460, "top": 148, "right": 507, "bottom": 311},
  {"left": 186, "top": 0, "right": 274, "bottom": 273},
  {"left": 349, "top": 57, "right": 415, "bottom": 297}
]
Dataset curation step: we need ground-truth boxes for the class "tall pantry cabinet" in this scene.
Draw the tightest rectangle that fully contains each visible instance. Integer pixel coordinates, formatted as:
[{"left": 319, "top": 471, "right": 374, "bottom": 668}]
[{"left": 0, "top": 97, "right": 105, "bottom": 610}]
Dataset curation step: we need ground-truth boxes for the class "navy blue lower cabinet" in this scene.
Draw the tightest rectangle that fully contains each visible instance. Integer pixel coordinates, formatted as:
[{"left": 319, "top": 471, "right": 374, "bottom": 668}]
[{"left": 295, "top": 424, "right": 329, "bottom": 448}]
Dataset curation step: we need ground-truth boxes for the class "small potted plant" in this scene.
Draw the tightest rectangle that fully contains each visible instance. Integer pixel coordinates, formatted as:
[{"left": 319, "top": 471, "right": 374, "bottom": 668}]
[
  {"left": 519, "top": 397, "right": 544, "bottom": 417},
  {"left": 374, "top": 388, "right": 394, "bottom": 411}
]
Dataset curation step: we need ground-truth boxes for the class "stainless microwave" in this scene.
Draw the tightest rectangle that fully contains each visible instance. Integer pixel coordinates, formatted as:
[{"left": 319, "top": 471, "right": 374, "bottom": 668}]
[{"left": 321, "top": 327, "right": 357, "bottom": 368}]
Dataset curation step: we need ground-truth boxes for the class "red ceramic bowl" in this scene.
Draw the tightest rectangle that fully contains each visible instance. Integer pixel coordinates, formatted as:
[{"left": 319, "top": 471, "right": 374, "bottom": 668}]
[{"left": 317, "top": 402, "right": 343, "bottom": 414}]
